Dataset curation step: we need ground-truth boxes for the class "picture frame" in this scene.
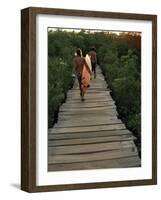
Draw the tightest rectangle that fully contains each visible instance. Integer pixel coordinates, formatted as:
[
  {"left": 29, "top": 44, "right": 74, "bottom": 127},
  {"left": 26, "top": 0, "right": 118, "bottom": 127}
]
[{"left": 21, "top": 7, "right": 157, "bottom": 192}]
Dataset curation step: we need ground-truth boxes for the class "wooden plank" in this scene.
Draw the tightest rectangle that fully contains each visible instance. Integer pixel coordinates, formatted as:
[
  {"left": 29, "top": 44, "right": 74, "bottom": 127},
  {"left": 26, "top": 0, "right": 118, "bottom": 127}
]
[
  {"left": 68, "top": 91, "right": 109, "bottom": 95},
  {"left": 65, "top": 99, "right": 114, "bottom": 103},
  {"left": 59, "top": 105, "right": 116, "bottom": 112},
  {"left": 48, "top": 149, "right": 138, "bottom": 164},
  {"left": 65, "top": 100, "right": 114, "bottom": 106},
  {"left": 61, "top": 101, "right": 115, "bottom": 108},
  {"left": 48, "top": 130, "right": 132, "bottom": 140},
  {"left": 68, "top": 88, "right": 109, "bottom": 92},
  {"left": 73, "top": 87, "right": 108, "bottom": 90},
  {"left": 48, "top": 156, "right": 141, "bottom": 171},
  {"left": 59, "top": 108, "right": 117, "bottom": 114},
  {"left": 58, "top": 115, "right": 117, "bottom": 123},
  {"left": 49, "top": 129, "right": 132, "bottom": 139},
  {"left": 49, "top": 123, "right": 126, "bottom": 134},
  {"left": 66, "top": 96, "right": 112, "bottom": 100},
  {"left": 48, "top": 135, "right": 136, "bottom": 146},
  {"left": 59, "top": 110, "right": 118, "bottom": 116},
  {"left": 72, "top": 87, "right": 109, "bottom": 91},
  {"left": 67, "top": 92, "right": 111, "bottom": 97},
  {"left": 64, "top": 100, "right": 115, "bottom": 105},
  {"left": 65, "top": 99, "right": 113, "bottom": 103},
  {"left": 61, "top": 104, "right": 116, "bottom": 110},
  {"left": 69, "top": 84, "right": 108, "bottom": 89},
  {"left": 63, "top": 108, "right": 114, "bottom": 114},
  {"left": 73, "top": 83, "right": 107, "bottom": 90},
  {"left": 66, "top": 96, "right": 113, "bottom": 101},
  {"left": 58, "top": 115, "right": 117, "bottom": 121},
  {"left": 68, "top": 91, "right": 110, "bottom": 96},
  {"left": 49, "top": 141, "right": 136, "bottom": 155},
  {"left": 58, "top": 110, "right": 118, "bottom": 117},
  {"left": 54, "top": 118, "right": 122, "bottom": 128}
]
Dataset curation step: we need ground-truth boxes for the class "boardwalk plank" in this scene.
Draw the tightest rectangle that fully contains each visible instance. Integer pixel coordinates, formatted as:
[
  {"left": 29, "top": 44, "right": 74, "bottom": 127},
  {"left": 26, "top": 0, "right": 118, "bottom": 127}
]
[
  {"left": 65, "top": 99, "right": 114, "bottom": 104},
  {"left": 54, "top": 118, "right": 122, "bottom": 128},
  {"left": 48, "top": 149, "right": 138, "bottom": 164},
  {"left": 66, "top": 96, "right": 113, "bottom": 101},
  {"left": 60, "top": 106, "right": 116, "bottom": 112},
  {"left": 61, "top": 101, "right": 115, "bottom": 108},
  {"left": 59, "top": 108, "right": 118, "bottom": 115},
  {"left": 60, "top": 105, "right": 116, "bottom": 110},
  {"left": 58, "top": 110, "right": 118, "bottom": 117},
  {"left": 49, "top": 141, "right": 136, "bottom": 155},
  {"left": 48, "top": 135, "right": 136, "bottom": 146},
  {"left": 48, "top": 156, "right": 141, "bottom": 171},
  {"left": 48, "top": 130, "right": 132, "bottom": 139},
  {"left": 50, "top": 124, "right": 126, "bottom": 134},
  {"left": 58, "top": 115, "right": 117, "bottom": 121}
]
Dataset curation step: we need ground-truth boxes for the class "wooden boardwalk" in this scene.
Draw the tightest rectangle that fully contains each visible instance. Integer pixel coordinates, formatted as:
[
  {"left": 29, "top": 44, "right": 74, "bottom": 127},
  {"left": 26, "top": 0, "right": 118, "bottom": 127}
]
[{"left": 48, "top": 66, "right": 141, "bottom": 171}]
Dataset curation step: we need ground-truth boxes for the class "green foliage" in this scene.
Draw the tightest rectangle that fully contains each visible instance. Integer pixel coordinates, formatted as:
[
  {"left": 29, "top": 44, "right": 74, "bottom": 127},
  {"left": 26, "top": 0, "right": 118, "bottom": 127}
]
[
  {"left": 48, "top": 31, "right": 74, "bottom": 127},
  {"left": 100, "top": 47, "right": 141, "bottom": 153}
]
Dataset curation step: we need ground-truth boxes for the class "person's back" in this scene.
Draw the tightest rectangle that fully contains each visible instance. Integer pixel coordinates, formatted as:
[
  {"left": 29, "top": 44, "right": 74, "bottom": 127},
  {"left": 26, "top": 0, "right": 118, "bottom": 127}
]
[
  {"left": 73, "top": 56, "right": 85, "bottom": 75},
  {"left": 88, "top": 47, "right": 97, "bottom": 78},
  {"left": 89, "top": 50, "right": 97, "bottom": 64},
  {"left": 73, "top": 48, "right": 86, "bottom": 101}
]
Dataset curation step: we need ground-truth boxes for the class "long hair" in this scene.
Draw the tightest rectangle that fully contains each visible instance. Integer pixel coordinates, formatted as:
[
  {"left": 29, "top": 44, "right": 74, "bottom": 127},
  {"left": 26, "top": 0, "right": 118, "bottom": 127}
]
[{"left": 75, "top": 48, "right": 83, "bottom": 57}]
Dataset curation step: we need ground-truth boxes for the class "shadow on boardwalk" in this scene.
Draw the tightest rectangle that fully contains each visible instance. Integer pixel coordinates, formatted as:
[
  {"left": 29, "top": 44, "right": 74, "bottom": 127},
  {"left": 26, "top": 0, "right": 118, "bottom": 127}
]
[{"left": 48, "top": 66, "right": 141, "bottom": 171}]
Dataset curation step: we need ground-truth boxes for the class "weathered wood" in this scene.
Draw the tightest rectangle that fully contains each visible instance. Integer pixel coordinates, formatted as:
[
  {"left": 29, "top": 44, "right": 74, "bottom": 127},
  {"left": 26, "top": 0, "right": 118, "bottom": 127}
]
[
  {"left": 48, "top": 129, "right": 132, "bottom": 140},
  {"left": 59, "top": 108, "right": 118, "bottom": 116},
  {"left": 72, "top": 87, "right": 109, "bottom": 91},
  {"left": 66, "top": 96, "right": 113, "bottom": 101},
  {"left": 48, "top": 156, "right": 141, "bottom": 171},
  {"left": 49, "top": 141, "right": 136, "bottom": 155},
  {"left": 60, "top": 105, "right": 116, "bottom": 112},
  {"left": 58, "top": 115, "right": 117, "bottom": 120},
  {"left": 54, "top": 118, "right": 122, "bottom": 128},
  {"left": 48, "top": 135, "right": 136, "bottom": 146},
  {"left": 65, "top": 99, "right": 114, "bottom": 104},
  {"left": 60, "top": 105, "right": 116, "bottom": 111},
  {"left": 68, "top": 88, "right": 109, "bottom": 92},
  {"left": 58, "top": 110, "right": 118, "bottom": 118},
  {"left": 67, "top": 92, "right": 110, "bottom": 96},
  {"left": 58, "top": 115, "right": 117, "bottom": 121},
  {"left": 48, "top": 149, "right": 138, "bottom": 164},
  {"left": 61, "top": 101, "right": 115, "bottom": 108},
  {"left": 66, "top": 95, "right": 112, "bottom": 101},
  {"left": 50, "top": 123, "right": 126, "bottom": 134}
]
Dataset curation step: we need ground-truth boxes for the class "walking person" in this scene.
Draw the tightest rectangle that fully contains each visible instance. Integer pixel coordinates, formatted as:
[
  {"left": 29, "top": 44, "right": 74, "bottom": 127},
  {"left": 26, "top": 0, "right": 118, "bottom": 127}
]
[
  {"left": 88, "top": 47, "right": 97, "bottom": 78},
  {"left": 73, "top": 48, "right": 92, "bottom": 101}
]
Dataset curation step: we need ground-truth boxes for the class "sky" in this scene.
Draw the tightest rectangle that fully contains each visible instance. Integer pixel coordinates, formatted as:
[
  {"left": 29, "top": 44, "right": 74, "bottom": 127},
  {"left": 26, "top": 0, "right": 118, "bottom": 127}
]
[{"left": 48, "top": 27, "right": 141, "bottom": 35}]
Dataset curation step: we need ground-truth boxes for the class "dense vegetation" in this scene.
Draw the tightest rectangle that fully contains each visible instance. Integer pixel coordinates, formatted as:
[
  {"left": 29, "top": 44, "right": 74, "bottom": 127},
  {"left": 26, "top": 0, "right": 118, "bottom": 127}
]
[
  {"left": 48, "top": 29, "right": 141, "bottom": 155},
  {"left": 48, "top": 30, "right": 74, "bottom": 127}
]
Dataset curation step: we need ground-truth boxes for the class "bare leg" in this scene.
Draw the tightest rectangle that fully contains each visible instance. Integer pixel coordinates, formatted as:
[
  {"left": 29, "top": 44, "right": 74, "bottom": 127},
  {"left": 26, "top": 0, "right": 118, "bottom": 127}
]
[
  {"left": 79, "top": 84, "right": 85, "bottom": 101},
  {"left": 92, "top": 62, "right": 96, "bottom": 78},
  {"left": 81, "top": 90, "right": 85, "bottom": 101},
  {"left": 93, "top": 63, "right": 96, "bottom": 78},
  {"left": 77, "top": 74, "right": 85, "bottom": 101}
]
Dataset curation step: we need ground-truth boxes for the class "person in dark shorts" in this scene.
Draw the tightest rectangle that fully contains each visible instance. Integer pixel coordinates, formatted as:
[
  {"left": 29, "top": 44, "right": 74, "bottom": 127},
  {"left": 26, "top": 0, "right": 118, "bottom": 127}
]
[
  {"left": 88, "top": 47, "right": 97, "bottom": 78},
  {"left": 73, "top": 48, "right": 86, "bottom": 101}
]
